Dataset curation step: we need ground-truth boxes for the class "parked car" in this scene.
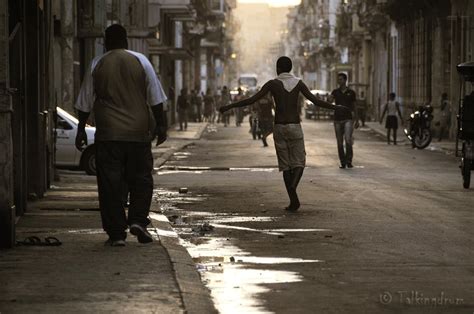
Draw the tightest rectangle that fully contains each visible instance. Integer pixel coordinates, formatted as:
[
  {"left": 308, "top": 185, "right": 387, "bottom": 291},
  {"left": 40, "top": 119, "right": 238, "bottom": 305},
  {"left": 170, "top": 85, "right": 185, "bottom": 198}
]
[
  {"left": 304, "top": 89, "right": 333, "bottom": 120},
  {"left": 55, "top": 107, "right": 96, "bottom": 175}
]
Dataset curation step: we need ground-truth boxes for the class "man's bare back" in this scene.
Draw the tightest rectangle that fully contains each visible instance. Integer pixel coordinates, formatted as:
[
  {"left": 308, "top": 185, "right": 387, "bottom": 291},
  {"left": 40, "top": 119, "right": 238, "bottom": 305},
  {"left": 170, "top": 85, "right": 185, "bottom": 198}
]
[{"left": 220, "top": 75, "right": 339, "bottom": 123}]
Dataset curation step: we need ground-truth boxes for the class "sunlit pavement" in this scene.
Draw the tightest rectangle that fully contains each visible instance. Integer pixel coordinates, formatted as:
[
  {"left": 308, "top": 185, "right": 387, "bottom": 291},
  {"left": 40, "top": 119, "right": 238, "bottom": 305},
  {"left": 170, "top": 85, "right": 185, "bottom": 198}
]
[{"left": 156, "top": 118, "right": 474, "bottom": 314}]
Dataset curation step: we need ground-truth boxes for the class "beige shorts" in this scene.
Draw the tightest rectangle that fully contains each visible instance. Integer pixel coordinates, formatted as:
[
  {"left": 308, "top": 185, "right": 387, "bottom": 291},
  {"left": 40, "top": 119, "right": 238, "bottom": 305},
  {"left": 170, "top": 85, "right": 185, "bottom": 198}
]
[{"left": 273, "top": 124, "right": 306, "bottom": 171}]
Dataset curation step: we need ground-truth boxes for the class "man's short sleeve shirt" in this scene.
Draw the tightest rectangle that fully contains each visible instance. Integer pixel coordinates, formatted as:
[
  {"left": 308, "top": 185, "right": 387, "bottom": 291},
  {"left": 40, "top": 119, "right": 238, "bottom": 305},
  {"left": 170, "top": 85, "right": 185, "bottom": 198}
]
[{"left": 331, "top": 88, "right": 356, "bottom": 121}]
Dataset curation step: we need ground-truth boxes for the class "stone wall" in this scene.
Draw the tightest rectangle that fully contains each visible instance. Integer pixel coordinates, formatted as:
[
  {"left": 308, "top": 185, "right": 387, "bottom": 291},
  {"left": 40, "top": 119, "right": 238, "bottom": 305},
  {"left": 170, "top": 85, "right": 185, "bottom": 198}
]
[{"left": 0, "top": 0, "right": 15, "bottom": 248}]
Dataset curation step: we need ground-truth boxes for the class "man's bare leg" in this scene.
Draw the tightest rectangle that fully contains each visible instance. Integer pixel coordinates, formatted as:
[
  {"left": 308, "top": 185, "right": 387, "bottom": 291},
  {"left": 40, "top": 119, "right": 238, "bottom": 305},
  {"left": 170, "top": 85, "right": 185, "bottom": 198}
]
[
  {"left": 289, "top": 167, "right": 304, "bottom": 210},
  {"left": 283, "top": 167, "right": 304, "bottom": 211},
  {"left": 283, "top": 170, "right": 294, "bottom": 210}
]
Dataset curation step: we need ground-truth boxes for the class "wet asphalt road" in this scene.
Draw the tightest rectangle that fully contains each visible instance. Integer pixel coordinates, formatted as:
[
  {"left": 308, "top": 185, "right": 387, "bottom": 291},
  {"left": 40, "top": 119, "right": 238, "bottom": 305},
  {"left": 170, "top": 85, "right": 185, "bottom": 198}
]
[{"left": 155, "top": 119, "right": 474, "bottom": 314}]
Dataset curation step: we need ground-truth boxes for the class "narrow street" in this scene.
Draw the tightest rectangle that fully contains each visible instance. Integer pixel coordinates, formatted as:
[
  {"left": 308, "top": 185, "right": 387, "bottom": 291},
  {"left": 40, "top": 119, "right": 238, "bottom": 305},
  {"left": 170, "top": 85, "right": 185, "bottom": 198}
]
[{"left": 156, "top": 119, "right": 474, "bottom": 313}]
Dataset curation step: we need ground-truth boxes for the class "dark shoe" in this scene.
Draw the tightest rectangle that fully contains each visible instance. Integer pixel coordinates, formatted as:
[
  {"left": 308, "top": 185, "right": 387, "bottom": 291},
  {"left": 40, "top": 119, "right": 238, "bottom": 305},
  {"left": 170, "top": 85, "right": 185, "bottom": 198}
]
[
  {"left": 347, "top": 163, "right": 354, "bottom": 168},
  {"left": 339, "top": 164, "right": 346, "bottom": 169},
  {"left": 104, "top": 238, "right": 126, "bottom": 247},
  {"left": 130, "top": 224, "right": 153, "bottom": 244}
]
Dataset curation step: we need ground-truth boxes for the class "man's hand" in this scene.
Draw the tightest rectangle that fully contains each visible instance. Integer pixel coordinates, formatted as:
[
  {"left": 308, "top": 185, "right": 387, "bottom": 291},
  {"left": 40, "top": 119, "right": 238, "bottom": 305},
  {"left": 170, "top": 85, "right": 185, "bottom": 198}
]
[
  {"left": 354, "top": 120, "right": 360, "bottom": 129},
  {"left": 219, "top": 105, "right": 230, "bottom": 114},
  {"left": 155, "top": 126, "right": 167, "bottom": 146},
  {"left": 75, "top": 129, "right": 88, "bottom": 151},
  {"left": 335, "top": 105, "right": 349, "bottom": 112}
]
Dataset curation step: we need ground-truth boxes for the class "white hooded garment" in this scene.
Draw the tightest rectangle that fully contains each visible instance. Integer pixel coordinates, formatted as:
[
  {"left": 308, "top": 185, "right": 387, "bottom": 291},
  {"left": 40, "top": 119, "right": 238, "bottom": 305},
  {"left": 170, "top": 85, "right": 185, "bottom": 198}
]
[{"left": 276, "top": 72, "right": 301, "bottom": 92}]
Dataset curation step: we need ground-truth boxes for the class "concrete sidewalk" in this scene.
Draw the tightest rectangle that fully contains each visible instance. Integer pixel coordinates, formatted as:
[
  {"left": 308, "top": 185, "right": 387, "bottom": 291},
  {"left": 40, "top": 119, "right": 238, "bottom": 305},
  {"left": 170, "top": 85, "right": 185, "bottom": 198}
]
[
  {"left": 0, "top": 123, "right": 215, "bottom": 314},
  {"left": 365, "top": 121, "right": 457, "bottom": 154}
]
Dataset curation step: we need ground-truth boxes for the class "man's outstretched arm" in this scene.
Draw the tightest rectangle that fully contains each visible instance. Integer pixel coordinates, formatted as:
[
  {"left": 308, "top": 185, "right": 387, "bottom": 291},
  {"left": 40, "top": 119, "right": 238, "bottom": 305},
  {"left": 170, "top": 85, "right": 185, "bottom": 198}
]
[
  {"left": 219, "top": 82, "right": 271, "bottom": 113},
  {"left": 299, "top": 82, "right": 338, "bottom": 110}
]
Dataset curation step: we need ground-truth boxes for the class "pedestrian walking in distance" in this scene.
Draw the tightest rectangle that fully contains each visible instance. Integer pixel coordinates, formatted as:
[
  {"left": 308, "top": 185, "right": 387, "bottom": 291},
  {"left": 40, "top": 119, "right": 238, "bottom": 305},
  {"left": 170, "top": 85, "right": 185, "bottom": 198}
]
[
  {"left": 257, "top": 92, "right": 274, "bottom": 147},
  {"left": 380, "top": 92, "right": 404, "bottom": 145},
  {"left": 203, "top": 88, "right": 215, "bottom": 123},
  {"left": 438, "top": 92, "right": 452, "bottom": 141},
  {"left": 192, "top": 89, "right": 203, "bottom": 122},
  {"left": 221, "top": 86, "right": 232, "bottom": 126},
  {"left": 177, "top": 88, "right": 189, "bottom": 131},
  {"left": 329, "top": 73, "right": 359, "bottom": 169},
  {"left": 75, "top": 24, "right": 167, "bottom": 247},
  {"left": 220, "top": 56, "right": 347, "bottom": 212}
]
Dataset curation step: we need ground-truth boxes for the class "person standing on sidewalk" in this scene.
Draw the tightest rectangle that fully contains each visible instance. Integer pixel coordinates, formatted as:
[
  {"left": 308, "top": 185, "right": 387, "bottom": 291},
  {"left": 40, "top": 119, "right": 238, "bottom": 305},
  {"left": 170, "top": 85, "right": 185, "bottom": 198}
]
[
  {"left": 329, "top": 73, "right": 359, "bottom": 169},
  {"left": 380, "top": 92, "right": 404, "bottom": 145},
  {"left": 75, "top": 24, "right": 167, "bottom": 247},
  {"left": 234, "top": 88, "right": 245, "bottom": 127},
  {"left": 438, "top": 92, "right": 452, "bottom": 141},
  {"left": 221, "top": 86, "right": 232, "bottom": 127},
  {"left": 220, "top": 56, "right": 347, "bottom": 212},
  {"left": 177, "top": 88, "right": 189, "bottom": 131},
  {"left": 203, "top": 89, "right": 214, "bottom": 123},
  {"left": 193, "top": 89, "right": 203, "bottom": 122}
]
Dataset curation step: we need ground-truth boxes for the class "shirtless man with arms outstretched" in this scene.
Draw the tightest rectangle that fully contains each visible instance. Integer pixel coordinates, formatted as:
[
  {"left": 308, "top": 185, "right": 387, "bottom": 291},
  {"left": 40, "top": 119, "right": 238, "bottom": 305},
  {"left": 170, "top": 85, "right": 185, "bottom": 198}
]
[{"left": 220, "top": 56, "right": 347, "bottom": 212}]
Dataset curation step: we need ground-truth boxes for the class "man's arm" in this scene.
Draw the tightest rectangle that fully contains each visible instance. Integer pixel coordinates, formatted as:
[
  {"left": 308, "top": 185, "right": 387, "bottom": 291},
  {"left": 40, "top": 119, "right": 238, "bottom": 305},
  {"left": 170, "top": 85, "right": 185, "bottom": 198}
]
[
  {"left": 379, "top": 104, "right": 387, "bottom": 123},
  {"left": 74, "top": 60, "right": 96, "bottom": 151},
  {"left": 75, "top": 110, "right": 90, "bottom": 151},
  {"left": 396, "top": 102, "right": 404, "bottom": 124},
  {"left": 152, "top": 102, "right": 167, "bottom": 146},
  {"left": 351, "top": 92, "right": 359, "bottom": 128},
  {"left": 299, "top": 81, "right": 338, "bottom": 110},
  {"left": 220, "top": 82, "right": 271, "bottom": 113}
]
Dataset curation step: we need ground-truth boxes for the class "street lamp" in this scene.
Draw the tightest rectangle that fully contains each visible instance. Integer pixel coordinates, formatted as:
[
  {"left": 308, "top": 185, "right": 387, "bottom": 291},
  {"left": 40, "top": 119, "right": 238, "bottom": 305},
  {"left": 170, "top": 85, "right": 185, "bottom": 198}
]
[{"left": 231, "top": 53, "right": 237, "bottom": 59}]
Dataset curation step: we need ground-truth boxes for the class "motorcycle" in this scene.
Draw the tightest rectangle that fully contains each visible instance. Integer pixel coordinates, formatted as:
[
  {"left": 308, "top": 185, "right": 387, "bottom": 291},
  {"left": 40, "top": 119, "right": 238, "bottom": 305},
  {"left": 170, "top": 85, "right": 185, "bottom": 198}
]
[{"left": 404, "top": 105, "right": 434, "bottom": 149}]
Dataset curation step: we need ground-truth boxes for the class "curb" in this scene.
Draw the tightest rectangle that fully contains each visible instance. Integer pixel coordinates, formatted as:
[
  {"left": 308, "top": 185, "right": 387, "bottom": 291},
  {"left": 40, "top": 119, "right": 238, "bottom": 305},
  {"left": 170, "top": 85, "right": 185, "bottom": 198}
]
[
  {"left": 364, "top": 123, "right": 408, "bottom": 144},
  {"left": 153, "top": 123, "right": 209, "bottom": 169},
  {"left": 151, "top": 123, "right": 217, "bottom": 313},
  {"left": 149, "top": 213, "right": 217, "bottom": 314},
  {"left": 153, "top": 142, "right": 195, "bottom": 169},
  {"left": 365, "top": 123, "right": 457, "bottom": 153}
]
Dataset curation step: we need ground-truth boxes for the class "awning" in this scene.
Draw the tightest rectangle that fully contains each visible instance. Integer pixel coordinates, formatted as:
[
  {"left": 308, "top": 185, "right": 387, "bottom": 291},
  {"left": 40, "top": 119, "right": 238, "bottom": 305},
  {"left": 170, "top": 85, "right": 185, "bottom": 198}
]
[
  {"left": 330, "top": 64, "right": 353, "bottom": 72},
  {"left": 148, "top": 45, "right": 193, "bottom": 60}
]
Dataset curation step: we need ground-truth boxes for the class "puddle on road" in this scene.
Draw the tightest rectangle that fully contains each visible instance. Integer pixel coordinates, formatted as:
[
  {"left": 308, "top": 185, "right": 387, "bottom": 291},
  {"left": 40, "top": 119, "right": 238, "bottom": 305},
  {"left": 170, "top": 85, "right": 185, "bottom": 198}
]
[
  {"left": 210, "top": 223, "right": 332, "bottom": 236},
  {"left": 152, "top": 189, "right": 208, "bottom": 211},
  {"left": 155, "top": 187, "right": 326, "bottom": 313},
  {"left": 173, "top": 152, "right": 192, "bottom": 156},
  {"left": 181, "top": 237, "right": 322, "bottom": 314},
  {"left": 157, "top": 170, "right": 210, "bottom": 175},
  {"left": 229, "top": 167, "right": 278, "bottom": 172},
  {"left": 210, "top": 216, "right": 275, "bottom": 223},
  {"left": 156, "top": 166, "right": 278, "bottom": 174}
]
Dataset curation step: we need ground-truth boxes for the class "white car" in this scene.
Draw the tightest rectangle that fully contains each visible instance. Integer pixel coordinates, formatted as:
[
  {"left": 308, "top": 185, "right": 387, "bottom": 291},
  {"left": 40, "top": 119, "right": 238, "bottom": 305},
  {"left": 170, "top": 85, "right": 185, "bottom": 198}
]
[{"left": 55, "top": 107, "right": 96, "bottom": 175}]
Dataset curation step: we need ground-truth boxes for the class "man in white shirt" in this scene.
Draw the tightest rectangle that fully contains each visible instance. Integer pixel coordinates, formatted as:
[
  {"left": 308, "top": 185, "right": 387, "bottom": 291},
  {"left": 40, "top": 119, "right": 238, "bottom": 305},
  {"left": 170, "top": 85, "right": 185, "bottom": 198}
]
[{"left": 75, "top": 24, "right": 167, "bottom": 246}]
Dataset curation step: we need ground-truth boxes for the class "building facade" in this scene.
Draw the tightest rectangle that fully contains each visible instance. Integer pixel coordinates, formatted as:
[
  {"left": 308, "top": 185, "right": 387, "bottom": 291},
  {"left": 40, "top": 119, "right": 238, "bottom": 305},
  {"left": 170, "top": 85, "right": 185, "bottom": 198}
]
[
  {"left": 285, "top": 0, "right": 474, "bottom": 135},
  {"left": 0, "top": 0, "right": 237, "bottom": 248}
]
